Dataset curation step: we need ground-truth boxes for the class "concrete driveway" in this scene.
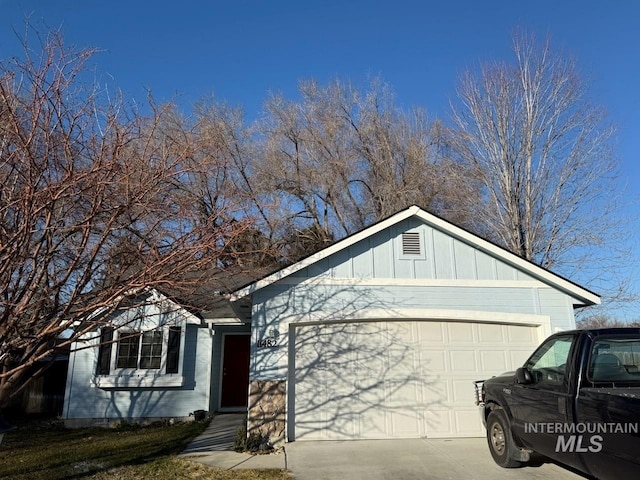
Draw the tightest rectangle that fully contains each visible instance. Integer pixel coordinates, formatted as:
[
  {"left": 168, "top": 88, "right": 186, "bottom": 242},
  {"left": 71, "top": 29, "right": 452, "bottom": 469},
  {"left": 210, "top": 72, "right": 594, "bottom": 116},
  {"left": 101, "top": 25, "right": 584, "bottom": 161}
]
[
  {"left": 182, "top": 415, "right": 588, "bottom": 479},
  {"left": 285, "top": 438, "right": 589, "bottom": 480}
]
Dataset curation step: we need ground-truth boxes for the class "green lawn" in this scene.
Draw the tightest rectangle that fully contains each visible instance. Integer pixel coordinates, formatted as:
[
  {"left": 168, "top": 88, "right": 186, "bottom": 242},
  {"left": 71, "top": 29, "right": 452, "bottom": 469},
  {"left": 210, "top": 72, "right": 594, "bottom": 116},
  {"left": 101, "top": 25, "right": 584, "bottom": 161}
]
[{"left": 0, "top": 420, "right": 289, "bottom": 480}]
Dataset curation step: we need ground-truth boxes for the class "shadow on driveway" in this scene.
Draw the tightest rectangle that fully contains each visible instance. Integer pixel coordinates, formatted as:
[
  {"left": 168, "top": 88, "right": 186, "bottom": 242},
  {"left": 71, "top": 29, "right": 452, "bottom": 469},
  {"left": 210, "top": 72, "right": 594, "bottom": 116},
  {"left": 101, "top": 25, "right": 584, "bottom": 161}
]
[{"left": 286, "top": 438, "right": 589, "bottom": 480}]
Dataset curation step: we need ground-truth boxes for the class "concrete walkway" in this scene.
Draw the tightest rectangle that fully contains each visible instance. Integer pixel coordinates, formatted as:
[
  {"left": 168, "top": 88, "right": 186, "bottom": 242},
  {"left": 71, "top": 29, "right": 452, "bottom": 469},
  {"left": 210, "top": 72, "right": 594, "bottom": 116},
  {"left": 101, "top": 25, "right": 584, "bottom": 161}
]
[{"left": 180, "top": 413, "right": 287, "bottom": 470}]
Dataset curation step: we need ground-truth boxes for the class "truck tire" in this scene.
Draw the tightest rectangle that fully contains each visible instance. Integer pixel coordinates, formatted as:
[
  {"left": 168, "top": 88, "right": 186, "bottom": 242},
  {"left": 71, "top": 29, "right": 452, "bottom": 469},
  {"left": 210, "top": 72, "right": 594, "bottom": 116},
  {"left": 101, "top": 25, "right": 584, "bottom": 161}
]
[{"left": 486, "top": 409, "right": 522, "bottom": 468}]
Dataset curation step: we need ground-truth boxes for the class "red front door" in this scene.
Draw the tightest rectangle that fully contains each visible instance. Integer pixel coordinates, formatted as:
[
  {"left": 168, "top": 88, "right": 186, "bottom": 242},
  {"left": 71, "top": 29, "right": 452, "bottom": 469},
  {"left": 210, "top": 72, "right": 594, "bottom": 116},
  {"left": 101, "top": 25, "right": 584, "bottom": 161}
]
[{"left": 220, "top": 334, "right": 250, "bottom": 409}]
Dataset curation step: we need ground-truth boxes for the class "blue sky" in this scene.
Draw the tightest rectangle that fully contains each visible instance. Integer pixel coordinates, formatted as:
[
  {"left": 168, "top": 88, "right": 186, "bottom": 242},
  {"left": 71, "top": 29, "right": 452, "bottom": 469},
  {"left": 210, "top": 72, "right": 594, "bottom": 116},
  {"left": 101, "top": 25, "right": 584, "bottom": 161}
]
[{"left": 1, "top": 1, "right": 639, "bottom": 317}]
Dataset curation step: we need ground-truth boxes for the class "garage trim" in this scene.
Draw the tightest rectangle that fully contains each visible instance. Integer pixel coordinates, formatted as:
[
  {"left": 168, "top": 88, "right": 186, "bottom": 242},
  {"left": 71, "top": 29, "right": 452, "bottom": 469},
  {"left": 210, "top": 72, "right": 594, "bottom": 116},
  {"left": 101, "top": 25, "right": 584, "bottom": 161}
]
[{"left": 286, "top": 309, "right": 551, "bottom": 334}]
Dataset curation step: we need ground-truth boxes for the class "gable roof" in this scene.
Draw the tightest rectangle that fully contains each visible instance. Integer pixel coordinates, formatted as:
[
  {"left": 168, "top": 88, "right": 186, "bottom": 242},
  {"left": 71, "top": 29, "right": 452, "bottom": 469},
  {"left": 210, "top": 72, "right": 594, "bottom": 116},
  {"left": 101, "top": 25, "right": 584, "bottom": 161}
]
[{"left": 230, "top": 205, "right": 600, "bottom": 307}]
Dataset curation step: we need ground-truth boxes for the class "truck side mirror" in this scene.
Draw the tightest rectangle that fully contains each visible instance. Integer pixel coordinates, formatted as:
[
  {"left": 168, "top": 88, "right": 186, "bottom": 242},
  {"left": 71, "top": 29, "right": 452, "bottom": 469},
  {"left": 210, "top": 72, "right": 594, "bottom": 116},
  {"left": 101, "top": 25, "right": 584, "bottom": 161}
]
[{"left": 515, "top": 367, "right": 533, "bottom": 384}]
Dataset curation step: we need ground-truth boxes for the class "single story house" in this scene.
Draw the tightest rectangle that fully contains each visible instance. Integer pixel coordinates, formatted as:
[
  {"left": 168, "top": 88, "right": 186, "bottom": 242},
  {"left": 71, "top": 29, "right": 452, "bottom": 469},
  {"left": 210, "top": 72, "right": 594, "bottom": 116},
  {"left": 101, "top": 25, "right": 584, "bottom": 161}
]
[{"left": 63, "top": 205, "right": 599, "bottom": 446}]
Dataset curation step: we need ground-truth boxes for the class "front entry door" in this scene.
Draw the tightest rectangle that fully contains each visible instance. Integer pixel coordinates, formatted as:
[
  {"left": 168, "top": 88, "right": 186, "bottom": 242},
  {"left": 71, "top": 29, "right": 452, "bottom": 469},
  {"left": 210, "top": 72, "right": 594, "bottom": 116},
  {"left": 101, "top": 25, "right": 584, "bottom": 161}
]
[{"left": 220, "top": 334, "right": 250, "bottom": 409}]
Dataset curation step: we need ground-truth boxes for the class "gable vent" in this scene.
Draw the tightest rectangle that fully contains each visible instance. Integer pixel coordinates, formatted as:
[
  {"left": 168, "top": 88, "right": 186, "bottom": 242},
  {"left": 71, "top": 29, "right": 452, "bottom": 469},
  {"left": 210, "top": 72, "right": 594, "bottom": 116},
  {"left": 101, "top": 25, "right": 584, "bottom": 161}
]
[{"left": 402, "top": 232, "right": 421, "bottom": 255}]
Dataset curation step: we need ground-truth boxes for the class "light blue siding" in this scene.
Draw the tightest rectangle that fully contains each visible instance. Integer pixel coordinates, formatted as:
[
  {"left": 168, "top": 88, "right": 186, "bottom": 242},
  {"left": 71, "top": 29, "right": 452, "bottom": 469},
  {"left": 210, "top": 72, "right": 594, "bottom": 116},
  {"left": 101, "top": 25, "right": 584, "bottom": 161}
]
[
  {"left": 63, "top": 325, "right": 211, "bottom": 422},
  {"left": 285, "top": 219, "right": 558, "bottom": 284},
  {"left": 432, "top": 229, "right": 455, "bottom": 278},
  {"left": 249, "top": 216, "right": 583, "bottom": 381},
  {"left": 475, "top": 250, "right": 496, "bottom": 280},
  {"left": 371, "top": 229, "right": 394, "bottom": 278},
  {"left": 255, "top": 284, "right": 543, "bottom": 322},
  {"left": 538, "top": 289, "right": 577, "bottom": 331},
  {"left": 453, "top": 241, "right": 476, "bottom": 279}
]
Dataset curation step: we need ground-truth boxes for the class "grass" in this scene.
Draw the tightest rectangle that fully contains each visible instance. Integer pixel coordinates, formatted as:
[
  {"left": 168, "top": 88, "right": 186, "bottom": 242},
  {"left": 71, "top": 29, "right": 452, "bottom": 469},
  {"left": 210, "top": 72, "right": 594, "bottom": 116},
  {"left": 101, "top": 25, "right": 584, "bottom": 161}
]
[
  {"left": 0, "top": 419, "right": 290, "bottom": 480},
  {"left": 92, "top": 457, "right": 290, "bottom": 479}
]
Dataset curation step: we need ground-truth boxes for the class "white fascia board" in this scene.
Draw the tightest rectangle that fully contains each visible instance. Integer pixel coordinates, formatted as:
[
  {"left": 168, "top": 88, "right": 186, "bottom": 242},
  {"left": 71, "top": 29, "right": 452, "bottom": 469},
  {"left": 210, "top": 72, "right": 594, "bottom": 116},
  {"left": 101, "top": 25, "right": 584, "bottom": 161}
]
[{"left": 230, "top": 206, "right": 419, "bottom": 300}]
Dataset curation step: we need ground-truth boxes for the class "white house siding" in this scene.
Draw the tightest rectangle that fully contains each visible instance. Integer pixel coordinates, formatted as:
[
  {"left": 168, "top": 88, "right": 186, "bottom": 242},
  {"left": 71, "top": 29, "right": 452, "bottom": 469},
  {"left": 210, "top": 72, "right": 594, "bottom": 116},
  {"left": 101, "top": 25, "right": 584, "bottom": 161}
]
[{"left": 63, "top": 324, "right": 211, "bottom": 426}]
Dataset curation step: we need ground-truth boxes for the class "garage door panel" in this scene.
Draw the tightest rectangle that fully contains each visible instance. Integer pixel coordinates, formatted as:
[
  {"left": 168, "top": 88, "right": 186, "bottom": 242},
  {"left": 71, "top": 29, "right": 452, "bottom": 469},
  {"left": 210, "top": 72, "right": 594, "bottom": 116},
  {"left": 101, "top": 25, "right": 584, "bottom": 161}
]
[
  {"left": 420, "top": 349, "right": 447, "bottom": 371},
  {"left": 454, "top": 408, "right": 485, "bottom": 435},
  {"left": 509, "top": 348, "right": 535, "bottom": 367},
  {"left": 359, "top": 410, "right": 388, "bottom": 438},
  {"left": 449, "top": 350, "right": 477, "bottom": 372},
  {"left": 293, "top": 320, "right": 541, "bottom": 440},
  {"left": 451, "top": 378, "right": 478, "bottom": 405},
  {"left": 478, "top": 323, "right": 504, "bottom": 342},
  {"left": 448, "top": 322, "right": 475, "bottom": 343},
  {"left": 421, "top": 376, "right": 448, "bottom": 404},
  {"left": 480, "top": 350, "right": 508, "bottom": 371},
  {"left": 507, "top": 324, "right": 539, "bottom": 343},
  {"left": 385, "top": 379, "right": 420, "bottom": 407},
  {"left": 390, "top": 410, "right": 422, "bottom": 437},
  {"left": 425, "top": 409, "right": 454, "bottom": 437},
  {"left": 418, "top": 322, "right": 445, "bottom": 342}
]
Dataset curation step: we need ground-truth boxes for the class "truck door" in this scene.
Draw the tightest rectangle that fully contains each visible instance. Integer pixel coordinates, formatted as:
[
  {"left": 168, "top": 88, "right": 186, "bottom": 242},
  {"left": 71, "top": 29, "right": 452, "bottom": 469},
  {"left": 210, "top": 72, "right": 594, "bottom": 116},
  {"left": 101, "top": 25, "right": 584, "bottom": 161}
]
[{"left": 509, "top": 334, "right": 584, "bottom": 470}]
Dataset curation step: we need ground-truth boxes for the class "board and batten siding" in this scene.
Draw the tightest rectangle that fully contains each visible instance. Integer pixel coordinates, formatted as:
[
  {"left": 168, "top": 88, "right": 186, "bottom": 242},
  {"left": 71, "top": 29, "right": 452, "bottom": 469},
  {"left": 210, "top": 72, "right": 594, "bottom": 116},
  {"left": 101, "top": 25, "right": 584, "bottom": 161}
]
[
  {"left": 303, "top": 219, "right": 539, "bottom": 282},
  {"left": 63, "top": 324, "right": 211, "bottom": 424},
  {"left": 249, "top": 218, "right": 580, "bottom": 381}
]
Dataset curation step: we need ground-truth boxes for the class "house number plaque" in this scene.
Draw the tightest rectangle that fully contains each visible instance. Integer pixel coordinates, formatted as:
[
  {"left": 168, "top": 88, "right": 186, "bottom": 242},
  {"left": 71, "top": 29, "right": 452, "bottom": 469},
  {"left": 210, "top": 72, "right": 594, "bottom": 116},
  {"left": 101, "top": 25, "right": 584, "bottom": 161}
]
[{"left": 257, "top": 328, "right": 279, "bottom": 348}]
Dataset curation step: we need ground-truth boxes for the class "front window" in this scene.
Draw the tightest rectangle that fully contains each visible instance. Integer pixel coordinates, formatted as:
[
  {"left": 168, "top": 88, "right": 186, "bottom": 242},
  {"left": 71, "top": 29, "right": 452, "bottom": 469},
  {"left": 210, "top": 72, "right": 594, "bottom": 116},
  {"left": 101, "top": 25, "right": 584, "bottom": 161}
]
[
  {"left": 112, "top": 329, "right": 176, "bottom": 371},
  {"left": 95, "top": 325, "right": 184, "bottom": 387}
]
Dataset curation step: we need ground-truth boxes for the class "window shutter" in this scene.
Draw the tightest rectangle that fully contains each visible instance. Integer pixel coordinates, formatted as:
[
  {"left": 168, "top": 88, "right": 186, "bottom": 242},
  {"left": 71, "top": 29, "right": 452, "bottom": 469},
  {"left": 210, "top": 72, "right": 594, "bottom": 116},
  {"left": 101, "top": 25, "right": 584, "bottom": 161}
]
[
  {"left": 402, "top": 232, "right": 421, "bottom": 255},
  {"left": 166, "top": 327, "right": 181, "bottom": 374},
  {"left": 96, "top": 327, "right": 113, "bottom": 375}
]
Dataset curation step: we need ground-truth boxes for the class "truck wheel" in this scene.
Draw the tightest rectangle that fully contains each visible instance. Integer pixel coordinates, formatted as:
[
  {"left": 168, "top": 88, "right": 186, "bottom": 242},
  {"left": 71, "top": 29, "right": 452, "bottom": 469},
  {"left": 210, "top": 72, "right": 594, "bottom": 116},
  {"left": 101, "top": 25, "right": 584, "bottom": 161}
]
[{"left": 486, "top": 409, "right": 522, "bottom": 468}]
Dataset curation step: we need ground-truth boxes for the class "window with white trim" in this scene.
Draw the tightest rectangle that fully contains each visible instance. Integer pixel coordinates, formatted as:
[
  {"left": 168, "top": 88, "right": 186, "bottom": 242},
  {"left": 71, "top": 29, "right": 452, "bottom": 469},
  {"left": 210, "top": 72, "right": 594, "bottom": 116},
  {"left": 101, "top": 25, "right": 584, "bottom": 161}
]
[{"left": 94, "top": 325, "right": 184, "bottom": 388}]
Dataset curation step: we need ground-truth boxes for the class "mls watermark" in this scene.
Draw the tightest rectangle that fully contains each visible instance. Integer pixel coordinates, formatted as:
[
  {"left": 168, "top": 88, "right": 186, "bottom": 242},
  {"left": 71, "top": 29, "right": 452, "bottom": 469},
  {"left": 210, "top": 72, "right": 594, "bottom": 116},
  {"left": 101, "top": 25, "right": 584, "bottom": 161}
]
[{"left": 524, "top": 422, "right": 639, "bottom": 453}]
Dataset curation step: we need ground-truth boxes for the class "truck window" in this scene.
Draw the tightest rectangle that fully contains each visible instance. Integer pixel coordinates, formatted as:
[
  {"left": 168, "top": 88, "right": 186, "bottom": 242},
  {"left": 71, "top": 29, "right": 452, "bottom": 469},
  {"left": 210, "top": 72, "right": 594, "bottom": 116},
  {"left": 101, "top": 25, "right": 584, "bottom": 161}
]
[
  {"left": 525, "top": 335, "right": 574, "bottom": 391},
  {"left": 589, "top": 337, "right": 640, "bottom": 383}
]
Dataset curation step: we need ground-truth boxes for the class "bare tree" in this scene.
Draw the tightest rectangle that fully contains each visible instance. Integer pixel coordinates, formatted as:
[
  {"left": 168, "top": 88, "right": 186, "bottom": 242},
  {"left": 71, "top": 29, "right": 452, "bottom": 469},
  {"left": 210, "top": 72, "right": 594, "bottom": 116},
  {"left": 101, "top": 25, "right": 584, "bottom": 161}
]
[
  {"left": 576, "top": 314, "right": 640, "bottom": 329},
  {"left": 253, "top": 79, "right": 479, "bottom": 261},
  {"left": 449, "top": 31, "right": 630, "bottom": 303},
  {"left": 0, "top": 31, "right": 252, "bottom": 409},
  {"left": 343, "top": 79, "right": 480, "bottom": 228}
]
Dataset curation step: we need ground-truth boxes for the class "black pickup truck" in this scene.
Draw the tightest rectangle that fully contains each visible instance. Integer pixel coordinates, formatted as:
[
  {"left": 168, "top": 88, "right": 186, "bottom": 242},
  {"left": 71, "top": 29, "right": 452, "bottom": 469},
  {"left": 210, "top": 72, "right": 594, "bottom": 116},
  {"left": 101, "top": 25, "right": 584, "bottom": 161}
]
[{"left": 475, "top": 327, "right": 640, "bottom": 480}]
